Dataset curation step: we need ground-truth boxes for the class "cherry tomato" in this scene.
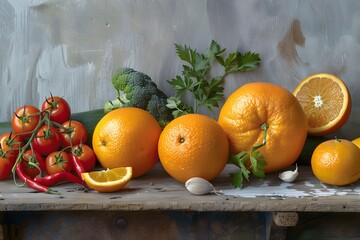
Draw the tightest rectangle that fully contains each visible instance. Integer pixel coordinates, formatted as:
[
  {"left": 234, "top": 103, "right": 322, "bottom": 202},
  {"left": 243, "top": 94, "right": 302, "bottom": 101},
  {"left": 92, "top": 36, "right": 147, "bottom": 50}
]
[
  {"left": 32, "top": 125, "right": 61, "bottom": 156},
  {"left": 0, "top": 132, "right": 24, "bottom": 162},
  {"left": 21, "top": 150, "right": 45, "bottom": 178},
  {"left": 11, "top": 105, "right": 41, "bottom": 138},
  {"left": 45, "top": 151, "right": 73, "bottom": 175},
  {"left": 59, "top": 120, "right": 88, "bottom": 147},
  {"left": 72, "top": 144, "right": 96, "bottom": 172},
  {"left": 41, "top": 96, "right": 71, "bottom": 124},
  {"left": 0, "top": 157, "right": 13, "bottom": 180}
]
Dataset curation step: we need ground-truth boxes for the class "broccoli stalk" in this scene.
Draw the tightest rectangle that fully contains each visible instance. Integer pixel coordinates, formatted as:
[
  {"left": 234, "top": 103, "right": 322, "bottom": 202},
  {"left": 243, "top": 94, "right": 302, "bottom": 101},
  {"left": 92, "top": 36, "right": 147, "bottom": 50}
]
[{"left": 104, "top": 68, "right": 173, "bottom": 128}]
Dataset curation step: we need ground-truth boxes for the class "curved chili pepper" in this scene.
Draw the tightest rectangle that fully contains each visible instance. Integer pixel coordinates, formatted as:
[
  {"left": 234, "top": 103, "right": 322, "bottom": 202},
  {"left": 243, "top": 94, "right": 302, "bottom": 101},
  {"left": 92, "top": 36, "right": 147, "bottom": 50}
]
[
  {"left": 16, "top": 163, "right": 58, "bottom": 194},
  {"left": 70, "top": 154, "right": 85, "bottom": 180},
  {"left": 34, "top": 172, "right": 84, "bottom": 187}
]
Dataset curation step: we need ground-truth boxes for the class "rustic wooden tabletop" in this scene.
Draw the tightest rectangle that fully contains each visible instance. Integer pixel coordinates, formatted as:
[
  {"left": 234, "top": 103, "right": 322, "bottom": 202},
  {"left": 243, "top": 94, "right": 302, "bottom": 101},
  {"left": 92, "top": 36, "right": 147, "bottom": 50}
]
[{"left": 1, "top": 163, "right": 360, "bottom": 213}]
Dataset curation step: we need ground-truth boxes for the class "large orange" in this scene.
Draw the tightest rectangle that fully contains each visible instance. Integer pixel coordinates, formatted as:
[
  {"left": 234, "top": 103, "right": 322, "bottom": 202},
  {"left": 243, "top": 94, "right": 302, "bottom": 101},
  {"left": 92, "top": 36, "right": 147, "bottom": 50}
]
[
  {"left": 293, "top": 73, "right": 352, "bottom": 136},
  {"left": 311, "top": 139, "right": 360, "bottom": 186},
  {"left": 92, "top": 107, "right": 161, "bottom": 178},
  {"left": 158, "top": 114, "right": 229, "bottom": 183},
  {"left": 218, "top": 82, "right": 307, "bottom": 173}
]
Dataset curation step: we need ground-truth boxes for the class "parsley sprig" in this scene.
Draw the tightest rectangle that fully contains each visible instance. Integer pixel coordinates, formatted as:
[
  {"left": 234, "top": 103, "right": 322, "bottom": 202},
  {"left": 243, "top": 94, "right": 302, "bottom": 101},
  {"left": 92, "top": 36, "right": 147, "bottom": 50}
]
[
  {"left": 230, "top": 123, "right": 269, "bottom": 188},
  {"left": 166, "top": 40, "right": 264, "bottom": 188},
  {"left": 166, "top": 40, "right": 261, "bottom": 117}
]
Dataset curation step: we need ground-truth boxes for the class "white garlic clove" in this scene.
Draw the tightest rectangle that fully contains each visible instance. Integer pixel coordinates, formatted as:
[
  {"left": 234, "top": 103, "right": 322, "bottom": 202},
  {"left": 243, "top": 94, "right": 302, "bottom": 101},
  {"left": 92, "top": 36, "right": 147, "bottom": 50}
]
[
  {"left": 185, "top": 177, "right": 222, "bottom": 196},
  {"left": 278, "top": 164, "right": 298, "bottom": 183}
]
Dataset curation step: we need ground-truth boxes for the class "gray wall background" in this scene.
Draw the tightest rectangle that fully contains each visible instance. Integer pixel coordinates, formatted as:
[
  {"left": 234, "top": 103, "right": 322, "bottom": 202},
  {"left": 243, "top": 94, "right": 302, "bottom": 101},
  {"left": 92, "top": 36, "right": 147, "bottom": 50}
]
[{"left": 1, "top": 0, "right": 359, "bottom": 138}]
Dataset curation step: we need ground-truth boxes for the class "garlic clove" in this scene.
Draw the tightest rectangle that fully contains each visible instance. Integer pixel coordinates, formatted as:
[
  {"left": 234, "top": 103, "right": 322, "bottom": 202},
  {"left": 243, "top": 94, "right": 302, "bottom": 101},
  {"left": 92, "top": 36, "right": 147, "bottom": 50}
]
[
  {"left": 279, "top": 164, "right": 298, "bottom": 183},
  {"left": 185, "top": 177, "right": 222, "bottom": 196}
]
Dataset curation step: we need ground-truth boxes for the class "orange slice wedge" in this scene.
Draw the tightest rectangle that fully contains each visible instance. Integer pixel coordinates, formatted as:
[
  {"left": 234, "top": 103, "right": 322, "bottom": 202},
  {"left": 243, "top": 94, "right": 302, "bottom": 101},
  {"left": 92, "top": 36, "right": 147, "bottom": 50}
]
[
  {"left": 293, "top": 73, "right": 352, "bottom": 136},
  {"left": 82, "top": 167, "right": 132, "bottom": 193}
]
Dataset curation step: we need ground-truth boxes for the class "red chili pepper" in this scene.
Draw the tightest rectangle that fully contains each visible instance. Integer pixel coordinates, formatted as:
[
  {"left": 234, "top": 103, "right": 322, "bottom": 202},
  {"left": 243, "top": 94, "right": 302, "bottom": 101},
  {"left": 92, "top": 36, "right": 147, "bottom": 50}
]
[
  {"left": 16, "top": 163, "right": 58, "bottom": 194},
  {"left": 34, "top": 172, "right": 84, "bottom": 187},
  {"left": 70, "top": 154, "right": 85, "bottom": 180}
]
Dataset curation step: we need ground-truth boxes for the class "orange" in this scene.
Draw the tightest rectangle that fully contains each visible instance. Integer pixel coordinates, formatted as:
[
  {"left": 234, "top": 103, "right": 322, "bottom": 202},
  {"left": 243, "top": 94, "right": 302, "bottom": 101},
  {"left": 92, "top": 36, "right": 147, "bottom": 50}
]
[
  {"left": 82, "top": 167, "right": 132, "bottom": 192},
  {"left": 352, "top": 137, "right": 360, "bottom": 148},
  {"left": 311, "top": 139, "right": 360, "bottom": 186},
  {"left": 92, "top": 107, "right": 161, "bottom": 178},
  {"left": 158, "top": 114, "right": 229, "bottom": 183},
  {"left": 218, "top": 82, "right": 307, "bottom": 173},
  {"left": 293, "top": 73, "right": 352, "bottom": 136}
]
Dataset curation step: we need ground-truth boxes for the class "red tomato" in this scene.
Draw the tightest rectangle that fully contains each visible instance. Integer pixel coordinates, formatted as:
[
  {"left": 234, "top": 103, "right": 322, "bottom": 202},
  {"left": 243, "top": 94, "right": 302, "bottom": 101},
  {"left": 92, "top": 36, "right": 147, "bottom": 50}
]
[
  {"left": 21, "top": 150, "right": 45, "bottom": 178},
  {"left": 32, "top": 125, "right": 61, "bottom": 156},
  {"left": 0, "top": 132, "right": 24, "bottom": 162},
  {"left": 41, "top": 96, "right": 71, "bottom": 124},
  {"left": 45, "top": 151, "right": 73, "bottom": 175},
  {"left": 0, "top": 157, "right": 14, "bottom": 180},
  {"left": 59, "top": 120, "right": 88, "bottom": 147},
  {"left": 11, "top": 105, "right": 41, "bottom": 138},
  {"left": 72, "top": 144, "right": 96, "bottom": 172}
]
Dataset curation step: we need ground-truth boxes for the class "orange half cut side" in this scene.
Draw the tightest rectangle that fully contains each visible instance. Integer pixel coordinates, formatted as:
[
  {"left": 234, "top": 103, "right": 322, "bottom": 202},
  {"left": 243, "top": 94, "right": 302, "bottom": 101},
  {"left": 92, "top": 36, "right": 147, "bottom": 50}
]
[{"left": 293, "top": 73, "right": 351, "bottom": 136}]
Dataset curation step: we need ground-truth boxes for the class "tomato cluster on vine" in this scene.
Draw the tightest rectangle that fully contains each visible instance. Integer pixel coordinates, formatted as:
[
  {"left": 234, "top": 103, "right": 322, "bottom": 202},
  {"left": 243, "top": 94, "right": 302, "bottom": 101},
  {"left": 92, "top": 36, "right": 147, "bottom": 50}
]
[{"left": 0, "top": 95, "right": 96, "bottom": 193}]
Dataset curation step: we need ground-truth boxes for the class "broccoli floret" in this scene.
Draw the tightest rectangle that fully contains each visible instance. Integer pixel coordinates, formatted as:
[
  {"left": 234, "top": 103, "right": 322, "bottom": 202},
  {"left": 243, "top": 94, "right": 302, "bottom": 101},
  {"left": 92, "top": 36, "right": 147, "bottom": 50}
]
[{"left": 104, "top": 68, "right": 173, "bottom": 128}]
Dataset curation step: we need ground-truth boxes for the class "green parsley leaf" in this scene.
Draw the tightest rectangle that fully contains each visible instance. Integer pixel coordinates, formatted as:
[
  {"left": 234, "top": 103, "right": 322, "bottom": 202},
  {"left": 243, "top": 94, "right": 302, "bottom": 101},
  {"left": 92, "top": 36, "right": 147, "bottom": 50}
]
[
  {"left": 166, "top": 97, "right": 193, "bottom": 118},
  {"left": 230, "top": 172, "right": 244, "bottom": 189},
  {"left": 229, "top": 123, "right": 268, "bottom": 188},
  {"left": 168, "top": 40, "right": 261, "bottom": 116}
]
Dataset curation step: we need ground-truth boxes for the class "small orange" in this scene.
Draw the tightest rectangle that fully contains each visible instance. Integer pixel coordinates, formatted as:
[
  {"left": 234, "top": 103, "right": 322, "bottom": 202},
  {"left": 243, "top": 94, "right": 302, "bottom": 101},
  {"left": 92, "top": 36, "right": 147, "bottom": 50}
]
[
  {"left": 352, "top": 137, "right": 360, "bottom": 148},
  {"left": 158, "top": 114, "right": 229, "bottom": 183},
  {"left": 311, "top": 139, "right": 360, "bottom": 186},
  {"left": 218, "top": 82, "right": 307, "bottom": 173},
  {"left": 92, "top": 107, "right": 161, "bottom": 178},
  {"left": 293, "top": 73, "right": 352, "bottom": 136},
  {"left": 82, "top": 167, "right": 132, "bottom": 192}
]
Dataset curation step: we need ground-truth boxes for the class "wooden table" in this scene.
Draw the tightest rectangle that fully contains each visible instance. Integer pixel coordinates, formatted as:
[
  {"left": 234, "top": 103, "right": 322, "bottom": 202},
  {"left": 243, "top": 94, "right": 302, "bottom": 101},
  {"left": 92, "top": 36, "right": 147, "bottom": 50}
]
[{"left": 1, "top": 164, "right": 360, "bottom": 239}]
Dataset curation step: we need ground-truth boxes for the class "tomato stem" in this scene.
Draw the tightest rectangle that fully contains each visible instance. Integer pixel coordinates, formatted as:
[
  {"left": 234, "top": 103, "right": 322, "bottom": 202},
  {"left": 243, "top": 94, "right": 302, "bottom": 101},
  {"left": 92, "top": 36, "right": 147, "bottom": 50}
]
[{"left": 11, "top": 114, "right": 48, "bottom": 173}]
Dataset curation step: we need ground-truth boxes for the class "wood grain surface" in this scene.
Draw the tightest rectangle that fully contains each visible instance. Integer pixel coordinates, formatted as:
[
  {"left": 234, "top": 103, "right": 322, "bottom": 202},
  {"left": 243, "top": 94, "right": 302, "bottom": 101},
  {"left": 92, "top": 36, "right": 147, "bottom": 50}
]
[{"left": 1, "top": 164, "right": 360, "bottom": 213}]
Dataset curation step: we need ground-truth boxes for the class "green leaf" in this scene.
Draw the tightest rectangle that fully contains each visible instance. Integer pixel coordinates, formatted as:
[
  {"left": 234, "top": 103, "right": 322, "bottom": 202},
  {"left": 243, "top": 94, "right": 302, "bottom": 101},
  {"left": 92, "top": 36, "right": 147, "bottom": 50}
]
[
  {"left": 229, "top": 124, "right": 268, "bottom": 189},
  {"left": 168, "top": 76, "right": 189, "bottom": 97},
  {"left": 230, "top": 172, "right": 243, "bottom": 188},
  {"left": 240, "top": 161, "right": 250, "bottom": 182},
  {"left": 166, "top": 97, "right": 193, "bottom": 118},
  {"left": 215, "top": 56, "right": 226, "bottom": 67},
  {"left": 204, "top": 40, "right": 226, "bottom": 59},
  {"left": 239, "top": 52, "right": 261, "bottom": 70},
  {"left": 194, "top": 58, "right": 209, "bottom": 73},
  {"left": 242, "top": 52, "right": 261, "bottom": 65},
  {"left": 230, "top": 151, "right": 246, "bottom": 165},
  {"left": 225, "top": 52, "right": 261, "bottom": 74},
  {"left": 170, "top": 40, "right": 261, "bottom": 117},
  {"left": 225, "top": 52, "right": 237, "bottom": 66},
  {"left": 168, "top": 76, "right": 185, "bottom": 89},
  {"left": 172, "top": 109, "right": 184, "bottom": 118},
  {"left": 251, "top": 152, "right": 267, "bottom": 178},
  {"left": 166, "top": 97, "right": 181, "bottom": 109},
  {"left": 175, "top": 44, "right": 196, "bottom": 66}
]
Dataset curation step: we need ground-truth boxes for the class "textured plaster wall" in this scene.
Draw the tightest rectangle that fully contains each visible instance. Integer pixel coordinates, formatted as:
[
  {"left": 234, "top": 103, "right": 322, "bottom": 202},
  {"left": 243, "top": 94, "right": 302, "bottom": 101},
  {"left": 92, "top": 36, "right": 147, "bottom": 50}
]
[{"left": 0, "top": 0, "right": 359, "bottom": 138}]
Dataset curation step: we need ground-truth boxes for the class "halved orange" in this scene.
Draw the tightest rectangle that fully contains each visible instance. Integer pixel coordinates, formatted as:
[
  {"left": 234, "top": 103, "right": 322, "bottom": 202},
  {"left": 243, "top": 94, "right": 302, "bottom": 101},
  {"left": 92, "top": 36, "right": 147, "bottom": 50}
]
[
  {"left": 293, "top": 73, "right": 352, "bottom": 136},
  {"left": 82, "top": 167, "right": 132, "bottom": 193}
]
